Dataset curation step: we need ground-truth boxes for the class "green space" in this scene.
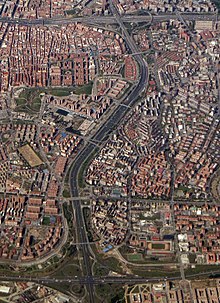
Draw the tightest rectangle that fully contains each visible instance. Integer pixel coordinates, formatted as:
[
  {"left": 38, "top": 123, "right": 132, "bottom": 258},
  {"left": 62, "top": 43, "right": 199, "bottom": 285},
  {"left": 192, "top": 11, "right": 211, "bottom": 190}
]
[
  {"left": 46, "top": 82, "right": 93, "bottom": 96},
  {"left": 188, "top": 254, "right": 196, "bottom": 263},
  {"left": 46, "top": 282, "right": 72, "bottom": 295},
  {"left": 91, "top": 244, "right": 124, "bottom": 275},
  {"left": 62, "top": 202, "right": 75, "bottom": 240},
  {"left": 211, "top": 169, "right": 220, "bottom": 200},
  {"left": 100, "top": 257, "right": 122, "bottom": 273},
  {"left": 66, "top": 9, "right": 76, "bottom": 15},
  {"left": 42, "top": 216, "right": 50, "bottom": 225},
  {"left": 16, "top": 98, "right": 27, "bottom": 107},
  {"left": 30, "top": 98, "right": 41, "bottom": 111},
  {"left": 14, "top": 82, "right": 93, "bottom": 113},
  {"left": 177, "top": 185, "right": 190, "bottom": 192},
  {"left": 175, "top": 185, "right": 192, "bottom": 197},
  {"left": 48, "top": 89, "right": 72, "bottom": 97},
  {"left": 78, "top": 147, "right": 99, "bottom": 188},
  {"left": 118, "top": 245, "right": 134, "bottom": 256},
  {"left": 130, "top": 266, "right": 180, "bottom": 278},
  {"left": 63, "top": 202, "right": 74, "bottom": 235},
  {"left": 95, "top": 283, "right": 125, "bottom": 303},
  {"left": 152, "top": 243, "right": 165, "bottom": 250},
  {"left": 24, "top": 254, "right": 63, "bottom": 273},
  {"left": 212, "top": 0, "right": 220, "bottom": 10},
  {"left": 140, "top": 212, "right": 160, "bottom": 221},
  {"left": 0, "top": 294, "right": 11, "bottom": 300},
  {"left": 63, "top": 187, "right": 71, "bottom": 198},
  {"left": 74, "top": 81, "right": 93, "bottom": 95},
  {"left": 2, "top": 135, "right": 9, "bottom": 143},
  {"left": 64, "top": 165, "right": 71, "bottom": 184},
  {"left": 127, "top": 253, "right": 143, "bottom": 262},
  {"left": 93, "top": 262, "right": 110, "bottom": 276},
  {"left": 19, "top": 87, "right": 36, "bottom": 98},
  {"left": 83, "top": 207, "right": 96, "bottom": 242},
  {"left": 146, "top": 55, "right": 155, "bottom": 65},
  {"left": 185, "top": 264, "right": 220, "bottom": 276},
  {"left": 15, "top": 89, "right": 42, "bottom": 113},
  {"left": 63, "top": 202, "right": 73, "bottom": 224},
  {"left": 54, "top": 264, "right": 81, "bottom": 277},
  {"left": 124, "top": 22, "right": 135, "bottom": 35}
]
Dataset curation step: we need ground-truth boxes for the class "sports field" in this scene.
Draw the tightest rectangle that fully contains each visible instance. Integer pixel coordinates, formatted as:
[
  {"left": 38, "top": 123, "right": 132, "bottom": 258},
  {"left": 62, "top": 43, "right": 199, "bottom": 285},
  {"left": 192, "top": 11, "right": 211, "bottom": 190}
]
[
  {"left": 127, "top": 253, "right": 143, "bottom": 262},
  {"left": 18, "top": 144, "right": 43, "bottom": 167}
]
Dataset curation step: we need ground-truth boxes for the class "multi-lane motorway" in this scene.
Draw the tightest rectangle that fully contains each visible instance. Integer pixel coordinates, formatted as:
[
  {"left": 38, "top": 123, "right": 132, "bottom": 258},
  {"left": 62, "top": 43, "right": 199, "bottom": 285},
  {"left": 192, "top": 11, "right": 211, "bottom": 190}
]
[
  {"left": 0, "top": 268, "right": 220, "bottom": 286},
  {"left": 0, "top": 13, "right": 216, "bottom": 26},
  {"left": 0, "top": 6, "right": 217, "bottom": 303},
  {"left": 67, "top": 4, "right": 216, "bottom": 303},
  {"left": 69, "top": 2, "right": 148, "bottom": 302}
]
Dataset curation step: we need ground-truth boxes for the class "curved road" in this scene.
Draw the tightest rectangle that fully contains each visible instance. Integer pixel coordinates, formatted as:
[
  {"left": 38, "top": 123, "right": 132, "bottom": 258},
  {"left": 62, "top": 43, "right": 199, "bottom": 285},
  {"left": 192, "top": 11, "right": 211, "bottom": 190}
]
[{"left": 69, "top": 3, "right": 148, "bottom": 302}]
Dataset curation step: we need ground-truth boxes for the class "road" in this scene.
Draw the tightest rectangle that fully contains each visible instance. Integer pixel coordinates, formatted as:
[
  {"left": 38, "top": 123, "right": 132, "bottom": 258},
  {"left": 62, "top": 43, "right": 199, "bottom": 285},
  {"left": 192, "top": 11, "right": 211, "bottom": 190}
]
[
  {"left": 0, "top": 13, "right": 216, "bottom": 27},
  {"left": 68, "top": 2, "right": 148, "bottom": 303},
  {"left": 0, "top": 268, "right": 220, "bottom": 286},
  {"left": 0, "top": 5, "right": 216, "bottom": 302}
]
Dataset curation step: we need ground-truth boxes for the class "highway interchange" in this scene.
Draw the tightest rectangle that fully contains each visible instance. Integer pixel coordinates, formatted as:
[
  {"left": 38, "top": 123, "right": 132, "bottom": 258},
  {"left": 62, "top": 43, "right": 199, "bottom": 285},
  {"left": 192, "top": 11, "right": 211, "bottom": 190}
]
[
  {"left": 0, "top": 12, "right": 216, "bottom": 27},
  {"left": 69, "top": 1, "right": 148, "bottom": 301},
  {"left": 0, "top": 6, "right": 218, "bottom": 303},
  {"left": 67, "top": 8, "right": 217, "bottom": 302}
]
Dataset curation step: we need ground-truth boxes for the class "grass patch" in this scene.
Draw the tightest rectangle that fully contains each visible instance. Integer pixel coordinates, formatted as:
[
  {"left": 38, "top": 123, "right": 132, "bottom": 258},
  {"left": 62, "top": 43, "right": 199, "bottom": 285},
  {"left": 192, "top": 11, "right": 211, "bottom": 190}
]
[
  {"left": 185, "top": 264, "right": 220, "bottom": 277},
  {"left": 101, "top": 257, "right": 123, "bottom": 274},
  {"left": 91, "top": 244, "right": 124, "bottom": 275},
  {"left": 42, "top": 216, "right": 50, "bottom": 225},
  {"left": 74, "top": 81, "right": 93, "bottom": 95},
  {"left": 119, "top": 245, "right": 134, "bottom": 255},
  {"left": 63, "top": 202, "right": 73, "bottom": 227},
  {"left": 211, "top": 169, "right": 220, "bottom": 200},
  {"left": 63, "top": 188, "right": 71, "bottom": 198},
  {"left": 16, "top": 98, "right": 26, "bottom": 106},
  {"left": 46, "top": 282, "right": 71, "bottom": 295},
  {"left": 48, "top": 88, "right": 73, "bottom": 97},
  {"left": 29, "top": 98, "right": 41, "bottom": 111},
  {"left": 56, "top": 264, "right": 81, "bottom": 277},
  {"left": 62, "top": 202, "right": 75, "bottom": 239},
  {"left": 141, "top": 212, "right": 160, "bottom": 221},
  {"left": 212, "top": 0, "right": 220, "bottom": 10},
  {"left": 64, "top": 166, "right": 71, "bottom": 184},
  {"left": 78, "top": 147, "right": 99, "bottom": 188},
  {"left": 15, "top": 88, "right": 42, "bottom": 114},
  {"left": 65, "top": 9, "right": 77, "bottom": 15},
  {"left": 93, "top": 262, "right": 110, "bottom": 276},
  {"left": 95, "top": 284, "right": 125, "bottom": 303},
  {"left": 49, "top": 82, "right": 93, "bottom": 96},
  {"left": 152, "top": 243, "right": 165, "bottom": 250},
  {"left": 83, "top": 207, "right": 95, "bottom": 242},
  {"left": 129, "top": 266, "right": 180, "bottom": 278},
  {"left": 14, "top": 82, "right": 93, "bottom": 113},
  {"left": 127, "top": 254, "right": 143, "bottom": 262}
]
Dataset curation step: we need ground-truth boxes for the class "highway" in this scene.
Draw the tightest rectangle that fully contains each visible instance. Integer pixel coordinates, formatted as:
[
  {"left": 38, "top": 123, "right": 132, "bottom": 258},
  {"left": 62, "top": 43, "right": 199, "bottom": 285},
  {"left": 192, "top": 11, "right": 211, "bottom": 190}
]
[
  {"left": 68, "top": 1, "right": 148, "bottom": 302},
  {"left": 0, "top": 5, "right": 216, "bottom": 302},
  {"left": 0, "top": 13, "right": 216, "bottom": 27},
  {"left": 0, "top": 275, "right": 177, "bottom": 286},
  {"left": 0, "top": 268, "right": 220, "bottom": 286}
]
